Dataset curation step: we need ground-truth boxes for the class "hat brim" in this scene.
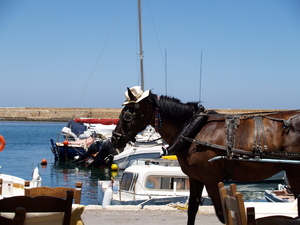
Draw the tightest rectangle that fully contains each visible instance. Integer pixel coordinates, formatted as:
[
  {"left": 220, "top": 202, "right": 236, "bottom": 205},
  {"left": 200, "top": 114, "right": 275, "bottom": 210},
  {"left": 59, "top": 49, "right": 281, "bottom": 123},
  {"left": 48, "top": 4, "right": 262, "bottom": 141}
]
[{"left": 122, "top": 90, "right": 150, "bottom": 105}]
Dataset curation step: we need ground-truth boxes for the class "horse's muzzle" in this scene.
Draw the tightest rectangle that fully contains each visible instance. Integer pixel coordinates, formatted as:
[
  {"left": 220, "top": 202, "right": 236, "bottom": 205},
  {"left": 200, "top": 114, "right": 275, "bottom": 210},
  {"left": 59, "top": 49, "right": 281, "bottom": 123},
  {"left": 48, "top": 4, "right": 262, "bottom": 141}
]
[{"left": 111, "top": 131, "right": 135, "bottom": 149}]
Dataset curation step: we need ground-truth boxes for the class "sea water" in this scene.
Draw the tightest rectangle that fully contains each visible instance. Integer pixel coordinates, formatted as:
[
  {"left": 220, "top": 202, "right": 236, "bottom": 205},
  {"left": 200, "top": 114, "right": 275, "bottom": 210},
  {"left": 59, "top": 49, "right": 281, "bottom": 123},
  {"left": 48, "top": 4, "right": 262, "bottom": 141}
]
[
  {"left": 0, "top": 121, "right": 123, "bottom": 205},
  {"left": 0, "top": 121, "right": 283, "bottom": 205}
]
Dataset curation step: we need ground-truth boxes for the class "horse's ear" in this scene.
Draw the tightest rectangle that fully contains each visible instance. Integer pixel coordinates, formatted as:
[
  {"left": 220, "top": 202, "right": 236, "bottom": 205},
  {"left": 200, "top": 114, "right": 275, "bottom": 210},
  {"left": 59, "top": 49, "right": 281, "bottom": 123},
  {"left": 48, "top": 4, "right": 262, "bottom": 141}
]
[{"left": 127, "top": 87, "right": 137, "bottom": 102}]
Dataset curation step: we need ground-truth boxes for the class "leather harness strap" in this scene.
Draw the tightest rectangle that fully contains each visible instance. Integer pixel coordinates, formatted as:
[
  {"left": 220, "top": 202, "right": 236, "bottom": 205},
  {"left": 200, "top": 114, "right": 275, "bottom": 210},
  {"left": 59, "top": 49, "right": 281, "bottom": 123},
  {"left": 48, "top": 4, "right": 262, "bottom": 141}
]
[
  {"left": 252, "top": 116, "right": 268, "bottom": 157},
  {"left": 225, "top": 116, "right": 240, "bottom": 158},
  {"left": 180, "top": 113, "right": 300, "bottom": 160},
  {"left": 262, "top": 113, "right": 300, "bottom": 133}
]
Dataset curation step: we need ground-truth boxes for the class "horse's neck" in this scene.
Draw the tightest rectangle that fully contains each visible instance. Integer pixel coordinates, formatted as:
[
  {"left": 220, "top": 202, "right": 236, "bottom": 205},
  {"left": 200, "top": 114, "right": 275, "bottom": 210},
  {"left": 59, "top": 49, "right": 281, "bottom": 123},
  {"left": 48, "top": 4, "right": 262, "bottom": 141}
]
[
  {"left": 158, "top": 117, "right": 187, "bottom": 145},
  {"left": 149, "top": 94, "right": 195, "bottom": 145}
]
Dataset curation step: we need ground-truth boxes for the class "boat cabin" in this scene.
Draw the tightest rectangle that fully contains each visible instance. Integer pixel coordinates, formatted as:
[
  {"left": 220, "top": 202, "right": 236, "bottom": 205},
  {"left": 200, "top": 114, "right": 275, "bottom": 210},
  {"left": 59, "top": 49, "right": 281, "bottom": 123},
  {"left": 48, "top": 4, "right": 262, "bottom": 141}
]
[{"left": 118, "top": 165, "right": 190, "bottom": 197}]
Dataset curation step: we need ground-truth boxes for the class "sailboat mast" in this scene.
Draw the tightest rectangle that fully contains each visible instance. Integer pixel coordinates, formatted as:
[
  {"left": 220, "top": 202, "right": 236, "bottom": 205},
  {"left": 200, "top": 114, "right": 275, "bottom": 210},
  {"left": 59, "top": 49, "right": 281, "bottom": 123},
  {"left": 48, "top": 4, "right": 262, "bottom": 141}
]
[
  {"left": 138, "top": 0, "right": 144, "bottom": 91},
  {"left": 199, "top": 51, "right": 202, "bottom": 102}
]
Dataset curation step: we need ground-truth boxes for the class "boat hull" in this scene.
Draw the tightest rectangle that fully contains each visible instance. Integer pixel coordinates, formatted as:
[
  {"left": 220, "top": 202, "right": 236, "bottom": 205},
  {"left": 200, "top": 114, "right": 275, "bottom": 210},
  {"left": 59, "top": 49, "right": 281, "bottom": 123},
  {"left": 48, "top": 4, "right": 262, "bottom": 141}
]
[
  {"left": 265, "top": 189, "right": 294, "bottom": 202},
  {"left": 111, "top": 196, "right": 188, "bottom": 206},
  {"left": 56, "top": 146, "right": 86, "bottom": 160}
]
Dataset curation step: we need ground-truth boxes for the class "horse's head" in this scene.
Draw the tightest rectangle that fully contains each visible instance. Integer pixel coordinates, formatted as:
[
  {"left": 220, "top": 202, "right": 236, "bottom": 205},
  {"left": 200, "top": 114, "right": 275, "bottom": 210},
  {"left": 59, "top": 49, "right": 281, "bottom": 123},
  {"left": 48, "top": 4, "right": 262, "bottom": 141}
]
[{"left": 111, "top": 86, "right": 155, "bottom": 149}]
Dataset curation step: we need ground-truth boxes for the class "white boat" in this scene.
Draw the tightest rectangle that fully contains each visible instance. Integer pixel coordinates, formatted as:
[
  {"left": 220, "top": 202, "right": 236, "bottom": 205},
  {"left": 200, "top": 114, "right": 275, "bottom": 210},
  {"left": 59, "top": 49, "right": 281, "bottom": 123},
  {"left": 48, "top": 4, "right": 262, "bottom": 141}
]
[
  {"left": 113, "top": 145, "right": 164, "bottom": 169},
  {"left": 0, "top": 167, "right": 42, "bottom": 198},
  {"left": 113, "top": 126, "right": 166, "bottom": 169},
  {"left": 98, "top": 164, "right": 210, "bottom": 207}
]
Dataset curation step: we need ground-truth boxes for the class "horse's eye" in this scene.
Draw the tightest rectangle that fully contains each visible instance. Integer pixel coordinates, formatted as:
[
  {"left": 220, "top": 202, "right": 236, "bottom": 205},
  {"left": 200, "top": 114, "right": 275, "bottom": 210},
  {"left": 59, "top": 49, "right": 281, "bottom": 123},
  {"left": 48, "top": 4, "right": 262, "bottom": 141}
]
[{"left": 123, "top": 111, "right": 133, "bottom": 121}]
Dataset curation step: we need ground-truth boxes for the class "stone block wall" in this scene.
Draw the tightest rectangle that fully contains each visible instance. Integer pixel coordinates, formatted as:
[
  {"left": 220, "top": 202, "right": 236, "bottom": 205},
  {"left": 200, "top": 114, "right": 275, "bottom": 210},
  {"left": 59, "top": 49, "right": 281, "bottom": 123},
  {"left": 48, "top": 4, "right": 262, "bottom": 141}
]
[{"left": 0, "top": 107, "right": 122, "bottom": 122}]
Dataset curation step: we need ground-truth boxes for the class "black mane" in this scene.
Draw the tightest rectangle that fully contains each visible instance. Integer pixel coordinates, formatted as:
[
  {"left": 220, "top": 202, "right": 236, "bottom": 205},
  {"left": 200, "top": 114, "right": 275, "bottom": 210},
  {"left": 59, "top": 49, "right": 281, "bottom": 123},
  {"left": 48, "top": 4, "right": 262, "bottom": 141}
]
[{"left": 148, "top": 92, "right": 199, "bottom": 121}]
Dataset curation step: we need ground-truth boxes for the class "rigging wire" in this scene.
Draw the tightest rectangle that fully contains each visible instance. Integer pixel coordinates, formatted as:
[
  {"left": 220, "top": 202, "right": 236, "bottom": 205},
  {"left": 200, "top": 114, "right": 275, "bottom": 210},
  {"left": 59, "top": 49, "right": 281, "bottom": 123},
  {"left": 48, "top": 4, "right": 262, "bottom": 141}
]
[
  {"left": 76, "top": 0, "right": 127, "bottom": 107},
  {"left": 146, "top": 0, "right": 173, "bottom": 97},
  {"left": 146, "top": 0, "right": 164, "bottom": 66}
]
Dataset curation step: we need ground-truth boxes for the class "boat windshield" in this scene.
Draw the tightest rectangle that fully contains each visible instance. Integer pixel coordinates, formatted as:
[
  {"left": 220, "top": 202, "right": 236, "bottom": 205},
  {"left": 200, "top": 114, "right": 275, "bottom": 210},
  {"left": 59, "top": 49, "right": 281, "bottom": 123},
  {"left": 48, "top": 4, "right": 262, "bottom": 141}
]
[
  {"left": 120, "top": 172, "right": 134, "bottom": 191},
  {"left": 146, "top": 176, "right": 190, "bottom": 190}
]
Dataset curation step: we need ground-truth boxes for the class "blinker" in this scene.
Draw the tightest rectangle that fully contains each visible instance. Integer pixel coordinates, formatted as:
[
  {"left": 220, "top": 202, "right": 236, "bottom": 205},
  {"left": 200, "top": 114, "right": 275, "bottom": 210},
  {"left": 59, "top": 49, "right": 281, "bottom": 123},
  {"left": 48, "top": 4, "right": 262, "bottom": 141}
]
[{"left": 123, "top": 111, "right": 134, "bottom": 122}]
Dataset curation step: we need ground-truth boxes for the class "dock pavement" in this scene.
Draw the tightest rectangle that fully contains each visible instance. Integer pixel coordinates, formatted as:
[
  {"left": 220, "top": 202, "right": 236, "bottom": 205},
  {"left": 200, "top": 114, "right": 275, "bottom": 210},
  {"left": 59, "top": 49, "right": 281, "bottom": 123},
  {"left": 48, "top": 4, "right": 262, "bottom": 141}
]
[
  {"left": 81, "top": 205, "right": 221, "bottom": 225},
  {"left": 81, "top": 201, "right": 299, "bottom": 225}
]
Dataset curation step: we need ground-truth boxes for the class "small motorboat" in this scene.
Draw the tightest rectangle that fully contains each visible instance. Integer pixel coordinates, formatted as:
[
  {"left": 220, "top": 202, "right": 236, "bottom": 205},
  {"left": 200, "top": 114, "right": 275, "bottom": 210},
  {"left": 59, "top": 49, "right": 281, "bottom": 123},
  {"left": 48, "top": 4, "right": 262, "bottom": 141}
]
[
  {"left": 265, "top": 171, "right": 296, "bottom": 203},
  {"left": 265, "top": 184, "right": 295, "bottom": 203},
  {"left": 50, "top": 119, "right": 117, "bottom": 160},
  {"left": 0, "top": 167, "right": 42, "bottom": 198},
  {"left": 98, "top": 164, "right": 211, "bottom": 207}
]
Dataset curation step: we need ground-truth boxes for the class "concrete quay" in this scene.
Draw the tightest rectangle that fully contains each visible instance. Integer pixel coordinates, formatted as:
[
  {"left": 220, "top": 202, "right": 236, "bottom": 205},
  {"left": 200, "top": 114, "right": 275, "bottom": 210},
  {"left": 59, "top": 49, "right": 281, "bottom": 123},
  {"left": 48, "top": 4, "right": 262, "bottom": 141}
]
[
  {"left": 81, "top": 205, "right": 221, "bottom": 225},
  {"left": 81, "top": 201, "right": 299, "bottom": 225}
]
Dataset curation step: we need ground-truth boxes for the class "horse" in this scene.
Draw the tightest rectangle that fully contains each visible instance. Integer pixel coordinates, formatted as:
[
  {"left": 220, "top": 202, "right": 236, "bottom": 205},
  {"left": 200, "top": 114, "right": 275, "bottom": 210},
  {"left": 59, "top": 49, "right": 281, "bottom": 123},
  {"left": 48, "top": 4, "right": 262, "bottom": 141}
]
[{"left": 111, "top": 87, "right": 300, "bottom": 225}]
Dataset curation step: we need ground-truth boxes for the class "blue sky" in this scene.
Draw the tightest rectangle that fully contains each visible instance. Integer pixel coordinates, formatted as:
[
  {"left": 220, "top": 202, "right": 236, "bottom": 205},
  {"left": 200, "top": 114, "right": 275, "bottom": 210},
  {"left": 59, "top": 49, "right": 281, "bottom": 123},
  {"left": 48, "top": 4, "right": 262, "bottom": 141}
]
[{"left": 0, "top": 0, "right": 299, "bottom": 109}]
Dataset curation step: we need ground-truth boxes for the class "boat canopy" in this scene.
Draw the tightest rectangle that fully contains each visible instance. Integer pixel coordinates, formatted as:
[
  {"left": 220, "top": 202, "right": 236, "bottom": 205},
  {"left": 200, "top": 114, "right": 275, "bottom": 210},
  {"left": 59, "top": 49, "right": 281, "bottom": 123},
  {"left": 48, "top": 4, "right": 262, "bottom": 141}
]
[
  {"left": 75, "top": 118, "right": 119, "bottom": 125},
  {"left": 66, "top": 120, "right": 87, "bottom": 136}
]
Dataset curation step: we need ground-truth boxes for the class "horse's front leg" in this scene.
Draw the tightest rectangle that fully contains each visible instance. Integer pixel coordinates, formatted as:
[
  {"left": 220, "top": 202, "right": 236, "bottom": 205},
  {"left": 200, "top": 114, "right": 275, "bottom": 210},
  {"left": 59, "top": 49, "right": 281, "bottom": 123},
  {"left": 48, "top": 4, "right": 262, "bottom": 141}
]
[{"left": 187, "top": 179, "right": 204, "bottom": 225}]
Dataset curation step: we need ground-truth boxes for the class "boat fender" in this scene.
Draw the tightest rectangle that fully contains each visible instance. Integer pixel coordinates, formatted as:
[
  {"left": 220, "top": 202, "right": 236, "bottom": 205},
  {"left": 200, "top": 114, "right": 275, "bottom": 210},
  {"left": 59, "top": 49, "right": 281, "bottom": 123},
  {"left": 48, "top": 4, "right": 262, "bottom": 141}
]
[
  {"left": 111, "top": 164, "right": 118, "bottom": 171},
  {"left": 102, "top": 188, "right": 112, "bottom": 208},
  {"left": 32, "top": 167, "right": 41, "bottom": 187},
  {"left": 0, "top": 135, "right": 5, "bottom": 152}
]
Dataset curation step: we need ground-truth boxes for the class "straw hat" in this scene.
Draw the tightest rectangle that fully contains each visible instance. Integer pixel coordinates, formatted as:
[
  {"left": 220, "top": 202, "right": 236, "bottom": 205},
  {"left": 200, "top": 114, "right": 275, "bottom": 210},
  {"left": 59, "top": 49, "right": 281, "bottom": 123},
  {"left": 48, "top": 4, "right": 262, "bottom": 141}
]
[{"left": 122, "top": 86, "right": 150, "bottom": 105}]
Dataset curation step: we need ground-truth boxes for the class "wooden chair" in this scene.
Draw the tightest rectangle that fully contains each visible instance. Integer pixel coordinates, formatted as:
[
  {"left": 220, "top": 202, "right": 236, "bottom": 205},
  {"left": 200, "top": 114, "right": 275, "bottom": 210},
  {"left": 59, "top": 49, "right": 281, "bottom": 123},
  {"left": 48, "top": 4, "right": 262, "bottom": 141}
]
[
  {"left": 24, "top": 181, "right": 82, "bottom": 204},
  {"left": 0, "top": 207, "right": 26, "bottom": 225},
  {"left": 0, "top": 190, "right": 73, "bottom": 225},
  {"left": 218, "top": 182, "right": 300, "bottom": 225}
]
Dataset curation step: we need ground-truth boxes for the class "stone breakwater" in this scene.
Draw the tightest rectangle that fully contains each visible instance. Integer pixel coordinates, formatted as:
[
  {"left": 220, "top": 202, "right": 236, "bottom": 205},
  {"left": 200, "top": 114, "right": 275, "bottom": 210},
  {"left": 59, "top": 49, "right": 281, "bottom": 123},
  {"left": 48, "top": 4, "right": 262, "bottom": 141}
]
[
  {"left": 0, "top": 107, "right": 288, "bottom": 122},
  {"left": 0, "top": 107, "right": 123, "bottom": 122}
]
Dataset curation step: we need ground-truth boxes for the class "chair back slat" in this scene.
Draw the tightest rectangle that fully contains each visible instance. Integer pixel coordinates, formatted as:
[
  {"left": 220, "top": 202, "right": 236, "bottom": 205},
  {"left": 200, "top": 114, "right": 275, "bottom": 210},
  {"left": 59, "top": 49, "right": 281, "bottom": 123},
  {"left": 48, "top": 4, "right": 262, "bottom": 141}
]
[
  {"left": 219, "top": 182, "right": 248, "bottom": 225},
  {"left": 25, "top": 181, "right": 82, "bottom": 204}
]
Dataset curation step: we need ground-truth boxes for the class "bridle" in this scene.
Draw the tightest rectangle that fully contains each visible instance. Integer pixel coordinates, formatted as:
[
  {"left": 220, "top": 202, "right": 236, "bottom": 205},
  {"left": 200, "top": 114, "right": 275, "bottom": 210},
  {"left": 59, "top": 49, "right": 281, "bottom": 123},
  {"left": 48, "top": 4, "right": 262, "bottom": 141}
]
[{"left": 112, "top": 103, "right": 149, "bottom": 144}]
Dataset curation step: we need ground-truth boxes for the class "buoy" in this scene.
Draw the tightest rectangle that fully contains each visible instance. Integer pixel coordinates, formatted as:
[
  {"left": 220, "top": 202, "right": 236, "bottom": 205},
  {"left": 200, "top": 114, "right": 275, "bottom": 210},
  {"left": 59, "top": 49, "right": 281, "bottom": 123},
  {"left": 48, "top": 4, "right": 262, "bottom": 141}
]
[
  {"left": 0, "top": 135, "right": 6, "bottom": 152},
  {"left": 41, "top": 159, "right": 47, "bottom": 165},
  {"left": 111, "top": 164, "right": 118, "bottom": 171},
  {"left": 63, "top": 140, "right": 68, "bottom": 146}
]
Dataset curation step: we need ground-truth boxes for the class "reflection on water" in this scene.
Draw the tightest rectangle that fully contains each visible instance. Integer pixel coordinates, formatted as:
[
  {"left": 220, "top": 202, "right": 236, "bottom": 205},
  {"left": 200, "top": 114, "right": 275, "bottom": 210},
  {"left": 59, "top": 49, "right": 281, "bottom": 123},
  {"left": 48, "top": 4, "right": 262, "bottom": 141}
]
[
  {"left": 0, "top": 121, "right": 124, "bottom": 205},
  {"left": 224, "top": 182, "right": 280, "bottom": 202},
  {"left": 48, "top": 161, "right": 123, "bottom": 205}
]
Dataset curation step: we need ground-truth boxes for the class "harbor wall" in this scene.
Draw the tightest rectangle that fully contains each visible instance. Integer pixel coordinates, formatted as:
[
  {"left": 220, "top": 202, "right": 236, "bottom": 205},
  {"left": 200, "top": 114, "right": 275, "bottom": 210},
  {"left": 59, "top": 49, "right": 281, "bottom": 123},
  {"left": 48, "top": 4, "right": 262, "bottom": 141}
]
[
  {"left": 0, "top": 107, "right": 289, "bottom": 122},
  {"left": 0, "top": 107, "right": 123, "bottom": 122}
]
